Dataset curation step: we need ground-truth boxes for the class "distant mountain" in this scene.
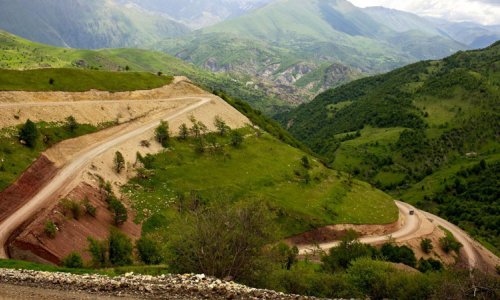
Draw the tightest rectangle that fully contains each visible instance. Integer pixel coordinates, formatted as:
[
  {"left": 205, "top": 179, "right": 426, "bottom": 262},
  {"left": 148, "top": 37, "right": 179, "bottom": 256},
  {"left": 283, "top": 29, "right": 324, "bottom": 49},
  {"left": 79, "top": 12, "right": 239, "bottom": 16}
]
[
  {"left": 157, "top": 0, "right": 466, "bottom": 105},
  {"left": 0, "top": 0, "right": 190, "bottom": 49},
  {"left": 117, "top": 0, "right": 273, "bottom": 29},
  {"left": 426, "top": 18, "right": 500, "bottom": 49}
]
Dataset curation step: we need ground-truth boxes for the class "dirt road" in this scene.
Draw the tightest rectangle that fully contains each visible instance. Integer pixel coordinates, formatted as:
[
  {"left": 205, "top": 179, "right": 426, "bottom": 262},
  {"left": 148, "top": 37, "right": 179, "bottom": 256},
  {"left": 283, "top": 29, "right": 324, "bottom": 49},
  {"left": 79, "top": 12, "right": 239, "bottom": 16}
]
[
  {"left": 298, "top": 201, "right": 499, "bottom": 272},
  {"left": 0, "top": 97, "right": 211, "bottom": 258}
]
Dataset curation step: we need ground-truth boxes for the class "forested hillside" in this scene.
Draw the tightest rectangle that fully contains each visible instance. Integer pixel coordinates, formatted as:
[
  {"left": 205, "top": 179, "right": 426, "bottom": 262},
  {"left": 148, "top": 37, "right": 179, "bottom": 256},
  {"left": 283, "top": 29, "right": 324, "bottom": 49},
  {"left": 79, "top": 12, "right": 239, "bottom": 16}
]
[{"left": 283, "top": 42, "right": 500, "bottom": 253}]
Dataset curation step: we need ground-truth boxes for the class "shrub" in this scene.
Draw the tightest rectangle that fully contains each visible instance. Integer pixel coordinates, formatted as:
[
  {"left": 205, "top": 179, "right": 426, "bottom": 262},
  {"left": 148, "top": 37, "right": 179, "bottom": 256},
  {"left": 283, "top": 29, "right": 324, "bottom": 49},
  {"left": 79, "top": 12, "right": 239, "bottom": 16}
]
[
  {"left": 230, "top": 130, "right": 244, "bottom": 148},
  {"left": 301, "top": 156, "right": 311, "bottom": 169},
  {"left": 439, "top": 233, "right": 462, "bottom": 254},
  {"left": 83, "top": 197, "right": 96, "bottom": 217},
  {"left": 136, "top": 236, "right": 164, "bottom": 265},
  {"left": 19, "top": 119, "right": 38, "bottom": 148},
  {"left": 214, "top": 116, "right": 230, "bottom": 136},
  {"left": 178, "top": 123, "right": 189, "bottom": 140},
  {"left": 155, "top": 121, "right": 170, "bottom": 148},
  {"left": 62, "top": 252, "right": 83, "bottom": 268},
  {"left": 108, "top": 229, "right": 133, "bottom": 266},
  {"left": 322, "top": 230, "right": 378, "bottom": 272},
  {"left": 44, "top": 220, "right": 57, "bottom": 238},
  {"left": 87, "top": 236, "right": 107, "bottom": 267},
  {"left": 114, "top": 151, "right": 125, "bottom": 174},
  {"left": 420, "top": 238, "right": 433, "bottom": 254},
  {"left": 61, "top": 199, "right": 82, "bottom": 220},
  {"left": 418, "top": 258, "right": 443, "bottom": 273},
  {"left": 380, "top": 243, "right": 417, "bottom": 268},
  {"left": 167, "top": 199, "right": 278, "bottom": 281},
  {"left": 109, "top": 198, "right": 128, "bottom": 226},
  {"left": 65, "top": 116, "right": 78, "bottom": 132}
]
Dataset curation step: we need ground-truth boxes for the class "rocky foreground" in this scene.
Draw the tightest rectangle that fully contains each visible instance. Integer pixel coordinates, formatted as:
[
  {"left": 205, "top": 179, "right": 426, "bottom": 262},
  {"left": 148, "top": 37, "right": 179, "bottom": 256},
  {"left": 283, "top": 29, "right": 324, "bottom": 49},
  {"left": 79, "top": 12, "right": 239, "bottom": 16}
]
[{"left": 0, "top": 268, "right": 329, "bottom": 299}]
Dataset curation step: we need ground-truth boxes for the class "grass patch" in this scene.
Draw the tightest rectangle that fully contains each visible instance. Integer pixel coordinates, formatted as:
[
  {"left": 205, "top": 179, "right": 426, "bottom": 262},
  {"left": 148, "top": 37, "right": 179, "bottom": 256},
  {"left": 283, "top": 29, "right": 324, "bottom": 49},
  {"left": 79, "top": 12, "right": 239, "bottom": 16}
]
[
  {"left": 124, "top": 128, "right": 398, "bottom": 237},
  {"left": 0, "top": 68, "right": 173, "bottom": 92}
]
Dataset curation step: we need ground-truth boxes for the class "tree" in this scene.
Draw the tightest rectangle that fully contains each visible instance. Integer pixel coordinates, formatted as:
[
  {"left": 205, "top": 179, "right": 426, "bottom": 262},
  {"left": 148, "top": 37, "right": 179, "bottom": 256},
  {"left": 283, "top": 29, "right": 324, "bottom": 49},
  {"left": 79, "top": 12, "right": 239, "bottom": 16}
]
[
  {"left": 301, "top": 156, "right": 311, "bottom": 169},
  {"left": 167, "top": 199, "right": 278, "bottom": 281},
  {"left": 62, "top": 252, "right": 83, "bottom": 268},
  {"left": 87, "top": 237, "right": 107, "bottom": 267},
  {"left": 108, "top": 228, "right": 133, "bottom": 266},
  {"left": 155, "top": 121, "right": 170, "bottom": 148},
  {"left": 114, "top": 151, "right": 125, "bottom": 174},
  {"left": 230, "top": 130, "right": 244, "bottom": 148},
  {"left": 439, "top": 233, "right": 462, "bottom": 254},
  {"left": 380, "top": 243, "right": 417, "bottom": 267},
  {"left": 214, "top": 116, "right": 229, "bottom": 136},
  {"left": 44, "top": 220, "right": 57, "bottom": 239},
  {"left": 109, "top": 198, "right": 128, "bottom": 226},
  {"left": 322, "top": 230, "right": 378, "bottom": 272},
  {"left": 136, "top": 236, "right": 164, "bottom": 265},
  {"left": 178, "top": 123, "right": 189, "bottom": 140},
  {"left": 19, "top": 119, "right": 38, "bottom": 148},
  {"left": 420, "top": 238, "right": 433, "bottom": 254},
  {"left": 65, "top": 116, "right": 78, "bottom": 132}
]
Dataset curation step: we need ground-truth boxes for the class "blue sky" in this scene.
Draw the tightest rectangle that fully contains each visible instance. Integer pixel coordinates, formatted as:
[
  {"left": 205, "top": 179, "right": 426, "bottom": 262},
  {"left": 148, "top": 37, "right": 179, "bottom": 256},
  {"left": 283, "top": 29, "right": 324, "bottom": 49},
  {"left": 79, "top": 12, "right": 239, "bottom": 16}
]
[{"left": 349, "top": 0, "right": 500, "bottom": 25}]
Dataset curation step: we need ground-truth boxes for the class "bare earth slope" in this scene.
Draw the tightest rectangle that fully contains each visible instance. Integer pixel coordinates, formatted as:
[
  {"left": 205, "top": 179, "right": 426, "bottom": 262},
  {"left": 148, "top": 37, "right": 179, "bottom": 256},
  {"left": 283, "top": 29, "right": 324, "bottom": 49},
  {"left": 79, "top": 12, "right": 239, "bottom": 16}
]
[{"left": 0, "top": 77, "right": 249, "bottom": 261}]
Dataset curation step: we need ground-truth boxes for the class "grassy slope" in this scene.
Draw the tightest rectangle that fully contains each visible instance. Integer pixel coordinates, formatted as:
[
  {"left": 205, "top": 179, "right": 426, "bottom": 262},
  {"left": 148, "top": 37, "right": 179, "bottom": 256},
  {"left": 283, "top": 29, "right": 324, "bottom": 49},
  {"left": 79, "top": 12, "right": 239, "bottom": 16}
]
[
  {"left": 0, "top": 30, "right": 285, "bottom": 114},
  {"left": 0, "top": 69, "right": 172, "bottom": 92},
  {"left": 124, "top": 128, "right": 398, "bottom": 237},
  {"left": 284, "top": 42, "right": 500, "bottom": 252}
]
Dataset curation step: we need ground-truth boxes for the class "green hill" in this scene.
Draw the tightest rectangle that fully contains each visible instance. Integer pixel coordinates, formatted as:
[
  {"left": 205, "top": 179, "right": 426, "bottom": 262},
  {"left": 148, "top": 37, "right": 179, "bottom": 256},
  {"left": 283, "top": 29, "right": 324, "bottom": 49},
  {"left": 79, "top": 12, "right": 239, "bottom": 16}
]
[
  {"left": 0, "top": 30, "right": 286, "bottom": 114},
  {"left": 157, "top": 0, "right": 465, "bottom": 105},
  {"left": 0, "top": 0, "right": 190, "bottom": 49},
  {"left": 282, "top": 42, "right": 500, "bottom": 253}
]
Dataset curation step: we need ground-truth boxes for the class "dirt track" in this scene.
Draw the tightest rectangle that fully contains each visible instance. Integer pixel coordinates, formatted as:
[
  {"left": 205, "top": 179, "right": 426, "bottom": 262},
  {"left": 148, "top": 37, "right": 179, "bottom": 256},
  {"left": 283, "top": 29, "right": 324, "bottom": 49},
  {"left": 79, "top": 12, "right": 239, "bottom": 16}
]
[{"left": 298, "top": 201, "right": 500, "bottom": 273}]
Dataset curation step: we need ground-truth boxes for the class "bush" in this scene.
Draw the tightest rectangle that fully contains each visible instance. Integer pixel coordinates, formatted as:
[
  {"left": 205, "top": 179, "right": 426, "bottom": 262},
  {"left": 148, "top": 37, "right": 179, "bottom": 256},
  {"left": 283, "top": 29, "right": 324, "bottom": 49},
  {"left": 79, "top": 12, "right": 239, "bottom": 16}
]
[
  {"left": 420, "top": 238, "right": 433, "bottom": 254},
  {"left": 418, "top": 258, "right": 443, "bottom": 273},
  {"left": 230, "top": 130, "right": 244, "bottom": 148},
  {"left": 214, "top": 116, "right": 230, "bottom": 136},
  {"left": 322, "top": 230, "right": 378, "bottom": 272},
  {"left": 108, "top": 229, "right": 133, "bottom": 266},
  {"left": 83, "top": 197, "right": 97, "bottom": 217},
  {"left": 114, "top": 151, "right": 125, "bottom": 174},
  {"left": 87, "top": 236, "right": 107, "bottom": 267},
  {"left": 167, "top": 199, "right": 278, "bottom": 281},
  {"left": 109, "top": 198, "right": 128, "bottom": 226},
  {"left": 178, "top": 123, "right": 189, "bottom": 140},
  {"left": 380, "top": 243, "right": 417, "bottom": 268},
  {"left": 155, "top": 121, "right": 170, "bottom": 148},
  {"left": 44, "top": 220, "right": 57, "bottom": 238},
  {"left": 136, "top": 236, "right": 164, "bottom": 265},
  {"left": 62, "top": 199, "right": 82, "bottom": 220},
  {"left": 65, "top": 116, "right": 78, "bottom": 132},
  {"left": 62, "top": 252, "right": 83, "bottom": 268},
  {"left": 439, "top": 233, "right": 462, "bottom": 254},
  {"left": 19, "top": 119, "right": 38, "bottom": 148},
  {"left": 301, "top": 156, "right": 311, "bottom": 169}
]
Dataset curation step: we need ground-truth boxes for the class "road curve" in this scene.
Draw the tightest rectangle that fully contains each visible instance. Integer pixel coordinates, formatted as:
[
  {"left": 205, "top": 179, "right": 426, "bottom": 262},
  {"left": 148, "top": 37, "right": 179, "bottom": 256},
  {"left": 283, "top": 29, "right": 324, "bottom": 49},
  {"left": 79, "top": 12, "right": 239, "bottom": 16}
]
[
  {"left": 298, "top": 200, "right": 496, "bottom": 271},
  {"left": 298, "top": 201, "right": 420, "bottom": 255},
  {"left": 0, "top": 97, "right": 211, "bottom": 258}
]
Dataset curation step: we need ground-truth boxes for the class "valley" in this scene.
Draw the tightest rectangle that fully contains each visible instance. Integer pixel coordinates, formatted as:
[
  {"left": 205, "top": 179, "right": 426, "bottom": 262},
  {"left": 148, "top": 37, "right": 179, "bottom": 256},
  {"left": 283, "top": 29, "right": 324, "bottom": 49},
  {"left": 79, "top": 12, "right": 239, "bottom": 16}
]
[{"left": 0, "top": 1, "right": 499, "bottom": 299}]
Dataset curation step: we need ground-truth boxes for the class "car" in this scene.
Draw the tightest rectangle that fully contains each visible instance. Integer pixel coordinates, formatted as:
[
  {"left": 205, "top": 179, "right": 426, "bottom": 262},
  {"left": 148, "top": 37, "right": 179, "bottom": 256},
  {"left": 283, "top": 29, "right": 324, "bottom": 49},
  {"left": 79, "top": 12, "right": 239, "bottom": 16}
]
[{"left": 409, "top": 210, "right": 415, "bottom": 215}]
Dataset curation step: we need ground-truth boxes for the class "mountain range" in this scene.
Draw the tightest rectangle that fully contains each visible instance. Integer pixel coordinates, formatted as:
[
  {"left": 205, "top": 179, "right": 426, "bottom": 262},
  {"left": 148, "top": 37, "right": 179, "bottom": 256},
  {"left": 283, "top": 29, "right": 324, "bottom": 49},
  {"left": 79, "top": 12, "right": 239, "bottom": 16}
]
[{"left": 0, "top": 0, "right": 499, "bottom": 109}]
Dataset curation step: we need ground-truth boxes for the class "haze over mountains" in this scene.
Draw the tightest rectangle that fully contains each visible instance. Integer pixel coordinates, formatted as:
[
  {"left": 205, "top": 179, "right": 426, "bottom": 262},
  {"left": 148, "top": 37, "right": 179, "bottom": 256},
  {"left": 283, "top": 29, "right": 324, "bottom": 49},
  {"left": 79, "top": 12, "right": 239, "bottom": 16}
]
[{"left": 0, "top": 0, "right": 499, "bottom": 106}]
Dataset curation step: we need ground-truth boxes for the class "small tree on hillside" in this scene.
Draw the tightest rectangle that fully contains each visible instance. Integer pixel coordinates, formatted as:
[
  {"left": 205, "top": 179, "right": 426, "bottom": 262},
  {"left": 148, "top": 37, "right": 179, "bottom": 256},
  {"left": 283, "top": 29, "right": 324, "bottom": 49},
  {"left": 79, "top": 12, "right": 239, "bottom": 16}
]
[
  {"left": 87, "top": 236, "right": 108, "bottom": 267},
  {"left": 44, "top": 220, "right": 57, "bottom": 239},
  {"left": 136, "top": 236, "right": 164, "bottom": 265},
  {"left": 420, "top": 238, "right": 433, "bottom": 254},
  {"left": 62, "top": 252, "right": 83, "bottom": 268},
  {"left": 114, "top": 151, "right": 125, "bottom": 174},
  {"left": 155, "top": 121, "right": 170, "bottom": 148},
  {"left": 108, "top": 228, "right": 133, "bottom": 266},
  {"left": 301, "top": 156, "right": 311, "bottom": 169},
  {"left": 19, "top": 119, "right": 39, "bottom": 148},
  {"left": 214, "top": 116, "right": 229, "bottom": 136},
  {"left": 230, "top": 130, "right": 244, "bottom": 148},
  {"left": 65, "top": 116, "right": 79, "bottom": 133},
  {"left": 109, "top": 198, "right": 128, "bottom": 226},
  {"left": 178, "top": 123, "right": 189, "bottom": 140}
]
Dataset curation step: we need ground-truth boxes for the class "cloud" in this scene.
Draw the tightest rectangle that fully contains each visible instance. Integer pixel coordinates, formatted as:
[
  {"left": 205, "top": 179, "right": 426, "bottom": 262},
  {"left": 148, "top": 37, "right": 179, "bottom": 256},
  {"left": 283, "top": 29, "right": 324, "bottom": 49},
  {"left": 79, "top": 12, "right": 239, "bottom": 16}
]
[{"left": 349, "top": 0, "right": 500, "bottom": 25}]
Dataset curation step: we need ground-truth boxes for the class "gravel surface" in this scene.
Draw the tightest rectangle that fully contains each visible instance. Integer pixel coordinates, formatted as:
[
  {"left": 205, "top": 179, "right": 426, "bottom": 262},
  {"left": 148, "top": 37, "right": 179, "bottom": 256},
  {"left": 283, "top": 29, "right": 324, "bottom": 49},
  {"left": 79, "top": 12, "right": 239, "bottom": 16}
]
[{"left": 0, "top": 268, "right": 328, "bottom": 299}]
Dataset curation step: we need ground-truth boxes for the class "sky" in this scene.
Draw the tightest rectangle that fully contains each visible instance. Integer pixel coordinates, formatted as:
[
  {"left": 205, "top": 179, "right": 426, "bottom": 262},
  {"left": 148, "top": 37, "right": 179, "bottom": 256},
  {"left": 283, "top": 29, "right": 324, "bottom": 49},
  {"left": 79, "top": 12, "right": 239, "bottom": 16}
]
[{"left": 349, "top": 0, "right": 500, "bottom": 25}]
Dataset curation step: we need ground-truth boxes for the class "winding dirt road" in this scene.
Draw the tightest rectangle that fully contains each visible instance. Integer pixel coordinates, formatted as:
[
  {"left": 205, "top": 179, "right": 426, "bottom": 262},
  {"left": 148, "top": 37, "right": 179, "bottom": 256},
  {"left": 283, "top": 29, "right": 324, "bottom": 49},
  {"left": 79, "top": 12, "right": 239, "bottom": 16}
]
[
  {"left": 299, "top": 201, "right": 499, "bottom": 272},
  {"left": 0, "top": 97, "right": 211, "bottom": 258}
]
